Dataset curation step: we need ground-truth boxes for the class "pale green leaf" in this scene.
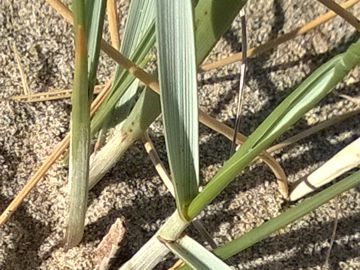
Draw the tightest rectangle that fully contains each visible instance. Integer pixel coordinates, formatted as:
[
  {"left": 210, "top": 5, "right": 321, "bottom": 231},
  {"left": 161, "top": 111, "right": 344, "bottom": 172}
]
[
  {"left": 111, "top": 0, "right": 156, "bottom": 120},
  {"left": 156, "top": 0, "right": 199, "bottom": 218},
  {"left": 92, "top": 0, "right": 156, "bottom": 135},
  {"left": 86, "top": 0, "right": 107, "bottom": 96},
  {"left": 213, "top": 169, "right": 360, "bottom": 260},
  {"left": 179, "top": 170, "right": 360, "bottom": 270},
  {"left": 90, "top": 25, "right": 155, "bottom": 134},
  {"left": 90, "top": 0, "right": 249, "bottom": 136},
  {"left": 187, "top": 38, "right": 360, "bottom": 219},
  {"left": 89, "top": 1, "right": 249, "bottom": 193},
  {"left": 164, "top": 235, "right": 232, "bottom": 270},
  {"left": 120, "top": 0, "right": 155, "bottom": 57},
  {"left": 65, "top": 0, "right": 106, "bottom": 248}
]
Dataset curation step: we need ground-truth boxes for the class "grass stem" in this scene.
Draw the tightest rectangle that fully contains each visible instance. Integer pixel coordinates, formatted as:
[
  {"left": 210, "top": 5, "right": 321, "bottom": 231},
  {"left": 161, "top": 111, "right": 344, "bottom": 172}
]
[{"left": 64, "top": 0, "right": 90, "bottom": 248}]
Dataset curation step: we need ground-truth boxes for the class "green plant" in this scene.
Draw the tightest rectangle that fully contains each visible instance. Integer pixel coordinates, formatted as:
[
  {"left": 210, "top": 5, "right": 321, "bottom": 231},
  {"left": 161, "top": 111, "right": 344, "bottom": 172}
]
[
  {"left": 65, "top": 0, "right": 107, "bottom": 249},
  {"left": 2, "top": 0, "right": 360, "bottom": 269}
]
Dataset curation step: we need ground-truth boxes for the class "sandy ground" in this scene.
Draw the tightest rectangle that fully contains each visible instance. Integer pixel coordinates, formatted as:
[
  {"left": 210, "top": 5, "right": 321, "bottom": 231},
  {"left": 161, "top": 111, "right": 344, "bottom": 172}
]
[{"left": 0, "top": 0, "right": 360, "bottom": 269}]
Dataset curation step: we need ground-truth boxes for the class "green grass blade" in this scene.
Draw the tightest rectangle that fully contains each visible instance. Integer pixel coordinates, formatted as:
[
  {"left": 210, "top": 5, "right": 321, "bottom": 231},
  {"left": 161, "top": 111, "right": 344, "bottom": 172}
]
[
  {"left": 90, "top": 24, "right": 156, "bottom": 135},
  {"left": 65, "top": 0, "right": 90, "bottom": 248},
  {"left": 90, "top": 0, "right": 248, "bottom": 137},
  {"left": 105, "top": 0, "right": 156, "bottom": 130},
  {"left": 65, "top": 0, "right": 106, "bottom": 248},
  {"left": 119, "top": 0, "right": 155, "bottom": 57},
  {"left": 89, "top": 88, "right": 161, "bottom": 188},
  {"left": 187, "top": 38, "right": 360, "bottom": 219},
  {"left": 85, "top": 0, "right": 106, "bottom": 97},
  {"left": 156, "top": 0, "right": 199, "bottom": 219},
  {"left": 109, "top": 82, "right": 140, "bottom": 127},
  {"left": 93, "top": 0, "right": 155, "bottom": 136},
  {"left": 179, "top": 170, "right": 360, "bottom": 270},
  {"left": 213, "top": 170, "right": 360, "bottom": 260},
  {"left": 164, "top": 235, "right": 232, "bottom": 270},
  {"left": 194, "top": 0, "right": 248, "bottom": 64},
  {"left": 89, "top": 0, "right": 248, "bottom": 193}
]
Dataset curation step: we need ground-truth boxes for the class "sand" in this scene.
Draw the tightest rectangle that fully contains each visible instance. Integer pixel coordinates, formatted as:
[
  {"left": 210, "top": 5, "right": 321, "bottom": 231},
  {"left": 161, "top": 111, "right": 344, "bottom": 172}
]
[{"left": 0, "top": 0, "right": 359, "bottom": 269}]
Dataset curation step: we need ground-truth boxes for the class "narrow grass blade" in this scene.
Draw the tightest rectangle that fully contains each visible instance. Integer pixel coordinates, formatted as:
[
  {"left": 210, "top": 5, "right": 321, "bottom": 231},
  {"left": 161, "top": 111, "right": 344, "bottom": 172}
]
[
  {"left": 65, "top": 0, "right": 90, "bottom": 248},
  {"left": 120, "top": 0, "right": 155, "bottom": 57},
  {"left": 91, "top": 0, "right": 249, "bottom": 137},
  {"left": 187, "top": 38, "right": 360, "bottom": 219},
  {"left": 230, "top": 8, "right": 247, "bottom": 155},
  {"left": 94, "top": 0, "right": 156, "bottom": 136},
  {"left": 86, "top": 0, "right": 106, "bottom": 96},
  {"left": 213, "top": 170, "right": 360, "bottom": 260},
  {"left": 65, "top": 0, "right": 106, "bottom": 248},
  {"left": 90, "top": 23, "right": 155, "bottom": 135},
  {"left": 156, "top": 0, "right": 199, "bottom": 219},
  {"left": 178, "top": 170, "right": 360, "bottom": 270},
  {"left": 89, "top": 0, "right": 251, "bottom": 192},
  {"left": 107, "top": 0, "right": 156, "bottom": 125},
  {"left": 163, "top": 235, "right": 231, "bottom": 270}
]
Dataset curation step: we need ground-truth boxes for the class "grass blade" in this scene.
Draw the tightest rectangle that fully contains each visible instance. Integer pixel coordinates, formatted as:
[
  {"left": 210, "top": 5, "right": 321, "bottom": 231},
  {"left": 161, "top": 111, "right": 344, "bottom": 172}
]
[
  {"left": 120, "top": 0, "right": 155, "bottom": 57},
  {"left": 65, "top": 0, "right": 90, "bottom": 248},
  {"left": 65, "top": 0, "right": 106, "bottom": 248},
  {"left": 105, "top": 0, "right": 156, "bottom": 127},
  {"left": 230, "top": 8, "right": 247, "bottom": 155},
  {"left": 91, "top": 0, "right": 249, "bottom": 136},
  {"left": 213, "top": 170, "right": 360, "bottom": 260},
  {"left": 156, "top": 0, "right": 199, "bottom": 219},
  {"left": 94, "top": 0, "right": 156, "bottom": 136},
  {"left": 187, "top": 38, "right": 360, "bottom": 219},
  {"left": 90, "top": 23, "right": 155, "bottom": 135},
  {"left": 178, "top": 170, "right": 360, "bottom": 270},
  {"left": 89, "top": 88, "right": 161, "bottom": 189},
  {"left": 86, "top": 0, "right": 107, "bottom": 96},
  {"left": 163, "top": 235, "right": 232, "bottom": 270},
  {"left": 194, "top": 0, "right": 248, "bottom": 64}
]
